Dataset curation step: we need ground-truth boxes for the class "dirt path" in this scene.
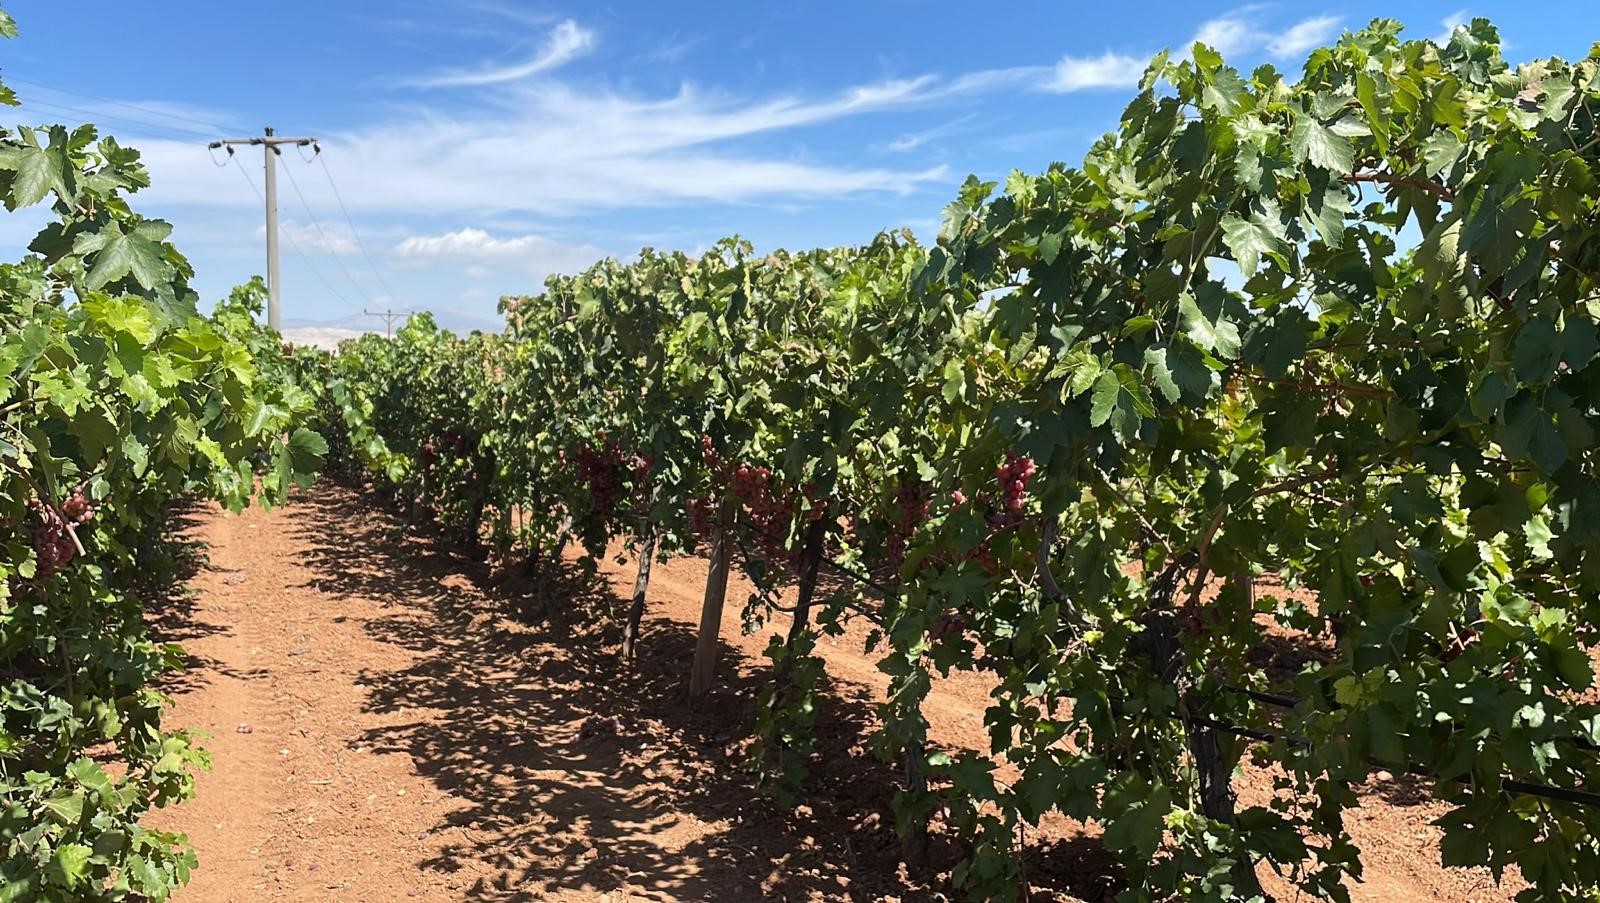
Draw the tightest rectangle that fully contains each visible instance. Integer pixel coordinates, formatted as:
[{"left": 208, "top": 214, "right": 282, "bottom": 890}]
[{"left": 146, "top": 484, "right": 1518, "bottom": 902}]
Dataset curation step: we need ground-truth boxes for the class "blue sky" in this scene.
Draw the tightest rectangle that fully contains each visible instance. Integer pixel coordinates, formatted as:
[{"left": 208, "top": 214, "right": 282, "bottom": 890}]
[{"left": 3, "top": 2, "right": 1598, "bottom": 335}]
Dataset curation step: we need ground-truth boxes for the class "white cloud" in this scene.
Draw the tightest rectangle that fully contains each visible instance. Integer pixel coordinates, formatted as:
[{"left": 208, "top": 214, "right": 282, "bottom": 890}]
[
  {"left": 1435, "top": 10, "right": 1469, "bottom": 45},
  {"left": 408, "top": 19, "right": 596, "bottom": 88},
  {"left": 1194, "top": 16, "right": 1261, "bottom": 57},
  {"left": 882, "top": 114, "right": 980, "bottom": 153},
  {"left": 1187, "top": 11, "right": 1342, "bottom": 61},
  {"left": 1268, "top": 15, "right": 1341, "bottom": 57},
  {"left": 645, "top": 32, "right": 706, "bottom": 63},
  {"left": 464, "top": 264, "right": 491, "bottom": 278},
  {"left": 1037, "top": 12, "right": 1338, "bottom": 95},
  {"left": 1046, "top": 51, "right": 1149, "bottom": 92},
  {"left": 256, "top": 219, "right": 359, "bottom": 256},
  {"left": 392, "top": 228, "right": 607, "bottom": 278},
  {"left": 133, "top": 76, "right": 951, "bottom": 216},
  {"left": 119, "top": 12, "right": 1349, "bottom": 226}
]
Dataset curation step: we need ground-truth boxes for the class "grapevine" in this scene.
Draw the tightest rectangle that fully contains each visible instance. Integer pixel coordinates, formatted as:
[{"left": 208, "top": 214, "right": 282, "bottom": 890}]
[{"left": 295, "top": 17, "right": 1600, "bottom": 903}]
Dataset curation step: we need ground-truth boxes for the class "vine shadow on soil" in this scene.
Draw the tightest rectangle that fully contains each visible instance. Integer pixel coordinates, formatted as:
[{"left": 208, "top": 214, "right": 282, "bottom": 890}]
[
  {"left": 286, "top": 483, "right": 1122, "bottom": 902},
  {"left": 145, "top": 499, "right": 246, "bottom": 694}
]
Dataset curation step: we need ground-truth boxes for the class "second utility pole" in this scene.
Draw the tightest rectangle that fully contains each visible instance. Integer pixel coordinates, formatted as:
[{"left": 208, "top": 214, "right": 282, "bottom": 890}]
[
  {"left": 209, "top": 126, "right": 317, "bottom": 331},
  {"left": 365, "top": 308, "right": 408, "bottom": 338}
]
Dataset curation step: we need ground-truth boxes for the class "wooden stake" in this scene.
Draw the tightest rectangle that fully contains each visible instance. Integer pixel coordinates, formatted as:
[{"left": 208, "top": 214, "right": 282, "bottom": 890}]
[
  {"left": 689, "top": 495, "right": 735, "bottom": 698},
  {"left": 620, "top": 521, "right": 657, "bottom": 662}
]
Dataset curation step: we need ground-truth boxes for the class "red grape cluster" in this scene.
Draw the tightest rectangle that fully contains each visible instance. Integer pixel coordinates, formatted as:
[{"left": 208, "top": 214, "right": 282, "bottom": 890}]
[
  {"left": 574, "top": 440, "right": 628, "bottom": 516},
  {"left": 61, "top": 491, "right": 94, "bottom": 524},
  {"left": 730, "top": 463, "right": 791, "bottom": 565},
  {"left": 993, "top": 451, "right": 1037, "bottom": 526},
  {"left": 727, "top": 465, "right": 827, "bottom": 572},
  {"left": 687, "top": 496, "right": 719, "bottom": 536},
  {"left": 887, "top": 482, "right": 931, "bottom": 567},
  {"left": 29, "top": 492, "right": 92, "bottom": 577},
  {"left": 420, "top": 431, "right": 469, "bottom": 470}
]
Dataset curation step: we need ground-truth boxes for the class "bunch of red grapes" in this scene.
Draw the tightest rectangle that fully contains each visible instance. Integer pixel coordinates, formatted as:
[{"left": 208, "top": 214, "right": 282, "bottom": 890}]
[
  {"left": 420, "top": 430, "right": 469, "bottom": 470},
  {"left": 931, "top": 611, "right": 968, "bottom": 641},
  {"left": 574, "top": 439, "right": 628, "bottom": 516},
  {"left": 932, "top": 451, "right": 1035, "bottom": 576},
  {"left": 887, "top": 481, "right": 932, "bottom": 568},
  {"left": 687, "top": 496, "right": 719, "bottom": 536},
  {"left": 729, "top": 463, "right": 791, "bottom": 566},
  {"left": 29, "top": 491, "right": 94, "bottom": 578},
  {"left": 728, "top": 464, "right": 827, "bottom": 572},
  {"left": 992, "top": 450, "right": 1037, "bottom": 527},
  {"left": 629, "top": 452, "right": 653, "bottom": 482},
  {"left": 700, "top": 434, "right": 720, "bottom": 471}
]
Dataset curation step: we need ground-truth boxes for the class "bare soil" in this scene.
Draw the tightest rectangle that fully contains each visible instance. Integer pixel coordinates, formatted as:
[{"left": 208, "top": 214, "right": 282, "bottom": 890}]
[{"left": 146, "top": 483, "right": 1522, "bottom": 901}]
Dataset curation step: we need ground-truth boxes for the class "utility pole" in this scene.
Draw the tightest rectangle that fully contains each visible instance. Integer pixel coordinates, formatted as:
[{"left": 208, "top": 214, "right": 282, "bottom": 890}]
[
  {"left": 365, "top": 308, "right": 408, "bottom": 338},
  {"left": 209, "top": 127, "right": 317, "bottom": 331}
]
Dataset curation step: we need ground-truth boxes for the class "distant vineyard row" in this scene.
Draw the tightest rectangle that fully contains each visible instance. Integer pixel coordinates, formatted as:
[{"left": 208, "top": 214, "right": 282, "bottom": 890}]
[{"left": 296, "top": 18, "right": 1600, "bottom": 902}]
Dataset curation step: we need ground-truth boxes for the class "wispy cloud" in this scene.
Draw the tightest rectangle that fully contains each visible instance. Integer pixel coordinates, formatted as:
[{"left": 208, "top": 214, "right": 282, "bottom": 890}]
[
  {"left": 1035, "top": 10, "right": 1339, "bottom": 95},
  {"left": 882, "top": 114, "right": 980, "bottom": 153},
  {"left": 1435, "top": 10, "right": 1469, "bottom": 45},
  {"left": 1188, "top": 10, "right": 1343, "bottom": 61},
  {"left": 645, "top": 31, "right": 706, "bottom": 63},
  {"left": 1046, "top": 51, "right": 1150, "bottom": 92},
  {"left": 407, "top": 19, "right": 596, "bottom": 88},
  {"left": 1267, "top": 15, "right": 1341, "bottom": 57},
  {"left": 393, "top": 227, "right": 601, "bottom": 263},
  {"left": 1194, "top": 15, "right": 1262, "bottom": 57},
  {"left": 122, "top": 9, "right": 1352, "bottom": 224},
  {"left": 134, "top": 73, "right": 953, "bottom": 217},
  {"left": 391, "top": 228, "right": 611, "bottom": 284}
]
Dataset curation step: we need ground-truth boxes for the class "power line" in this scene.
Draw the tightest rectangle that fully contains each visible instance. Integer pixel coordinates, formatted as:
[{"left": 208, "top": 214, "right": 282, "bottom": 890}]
[
  {"left": 313, "top": 152, "right": 400, "bottom": 305},
  {"left": 3, "top": 75, "right": 229, "bottom": 133},
  {"left": 228, "top": 152, "right": 364, "bottom": 316},
  {"left": 13, "top": 97, "right": 218, "bottom": 142},
  {"left": 275, "top": 152, "right": 374, "bottom": 307}
]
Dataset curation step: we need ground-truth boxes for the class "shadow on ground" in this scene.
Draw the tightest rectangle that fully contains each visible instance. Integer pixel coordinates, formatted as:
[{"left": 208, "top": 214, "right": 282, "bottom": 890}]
[
  {"left": 145, "top": 500, "right": 247, "bottom": 694},
  {"left": 281, "top": 483, "right": 1123, "bottom": 902},
  {"left": 287, "top": 486, "right": 906, "bottom": 901}
]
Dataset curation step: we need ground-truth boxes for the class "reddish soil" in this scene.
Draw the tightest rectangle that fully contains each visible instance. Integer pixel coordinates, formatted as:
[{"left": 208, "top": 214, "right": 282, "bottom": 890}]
[{"left": 146, "top": 483, "right": 1522, "bottom": 901}]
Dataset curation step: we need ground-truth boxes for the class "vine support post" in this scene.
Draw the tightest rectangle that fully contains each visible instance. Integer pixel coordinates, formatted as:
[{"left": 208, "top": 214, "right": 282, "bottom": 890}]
[
  {"left": 689, "top": 494, "right": 736, "bottom": 698},
  {"left": 620, "top": 518, "right": 658, "bottom": 663}
]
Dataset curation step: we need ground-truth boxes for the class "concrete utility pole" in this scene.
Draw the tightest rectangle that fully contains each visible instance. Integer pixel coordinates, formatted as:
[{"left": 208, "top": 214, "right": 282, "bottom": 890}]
[
  {"left": 365, "top": 308, "right": 408, "bottom": 338},
  {"left": 209, "top": 127, "right": 317, "bottom": 331}
]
